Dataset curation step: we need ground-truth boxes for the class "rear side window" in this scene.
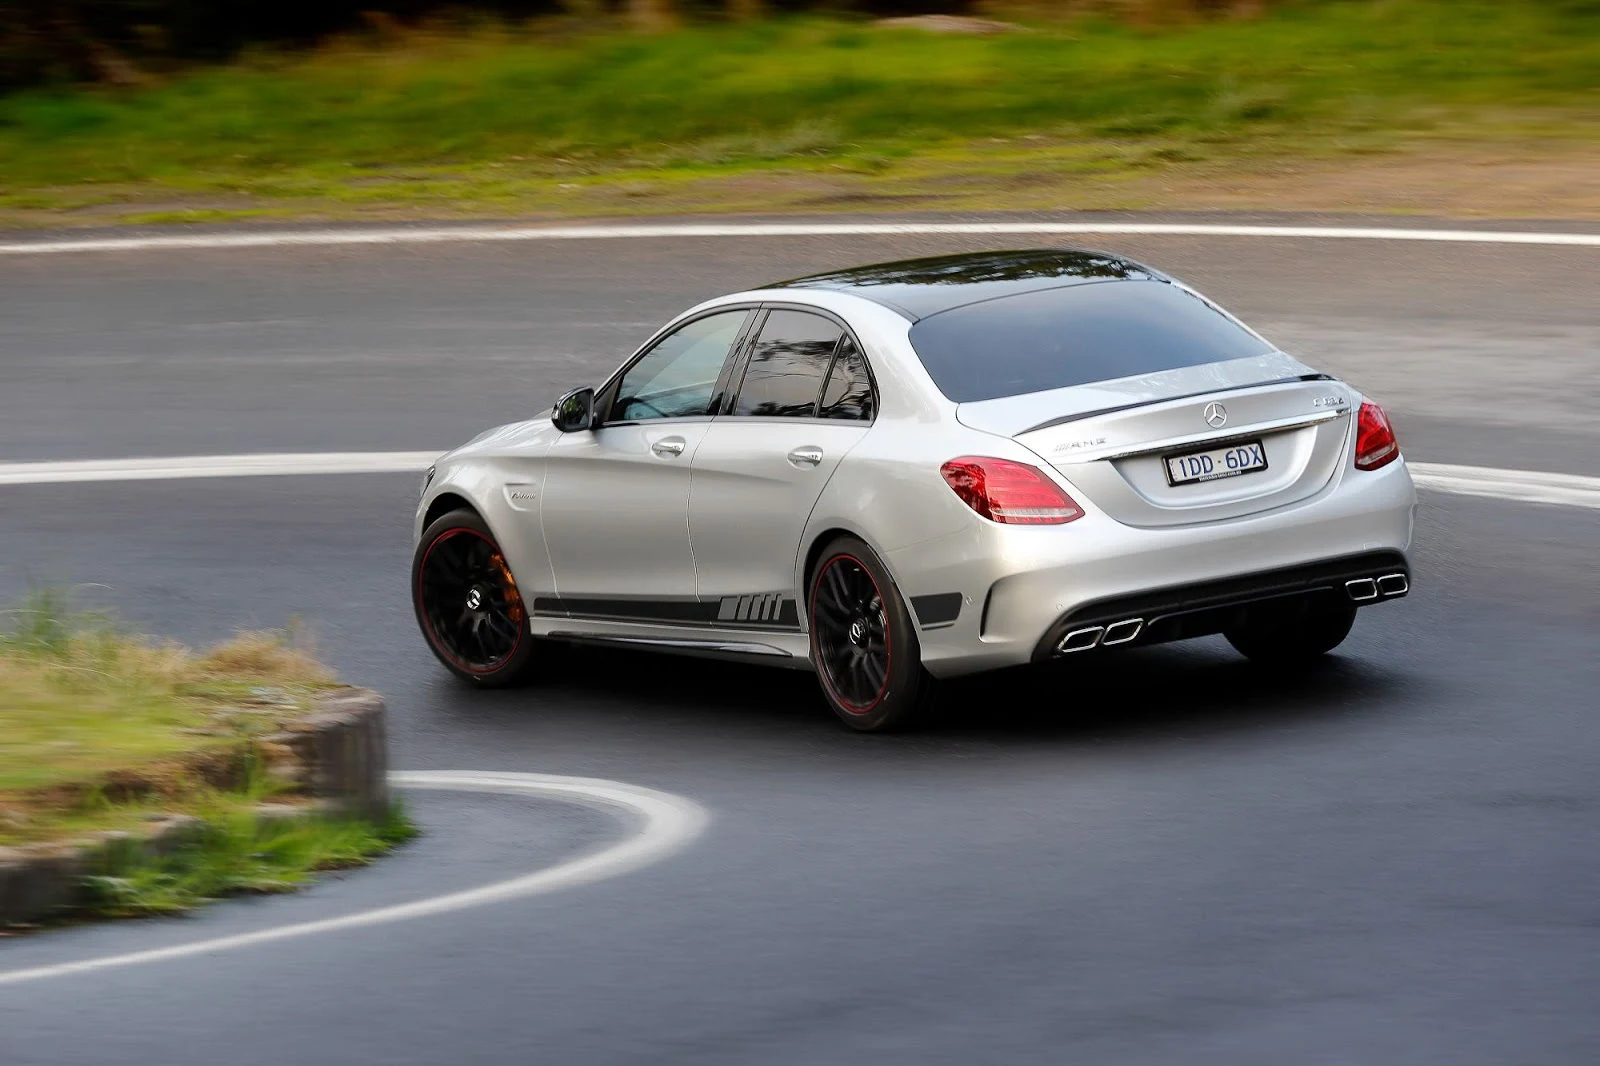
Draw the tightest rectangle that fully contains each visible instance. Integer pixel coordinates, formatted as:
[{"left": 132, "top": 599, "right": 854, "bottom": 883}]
[
  {"left": 819, "top": 337, "right": 875, "bottom": 421},
  {"left": 732, "top": 310, "right": 843, "bottom": 418},
  {"left": 906, "top": 280, "right": 1274, "bottom": 403}
]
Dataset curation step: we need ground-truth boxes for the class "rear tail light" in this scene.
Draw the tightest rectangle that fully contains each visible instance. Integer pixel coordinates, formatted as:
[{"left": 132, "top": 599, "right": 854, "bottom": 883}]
[
  {"left": 939, "top": 456, "right": 1084, "bottom": 525},
  {"left": 1354, "top": 400, "right": 1400, "bottom": 471}
]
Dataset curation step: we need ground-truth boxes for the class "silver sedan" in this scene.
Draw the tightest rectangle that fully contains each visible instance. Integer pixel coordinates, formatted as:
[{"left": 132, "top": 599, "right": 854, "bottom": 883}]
[{"left": 412, "top": 249, "right": 1416, "bottom": 731}]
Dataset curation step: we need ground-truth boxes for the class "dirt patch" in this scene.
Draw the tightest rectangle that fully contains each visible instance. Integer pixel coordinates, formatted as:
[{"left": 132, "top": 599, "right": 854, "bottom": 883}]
[
  {"left": 2, "top": 141, "right": 1596, "bottom": 231},
  {"left": 1152, "top": 144, "right": 1600, "bottom": 219}
]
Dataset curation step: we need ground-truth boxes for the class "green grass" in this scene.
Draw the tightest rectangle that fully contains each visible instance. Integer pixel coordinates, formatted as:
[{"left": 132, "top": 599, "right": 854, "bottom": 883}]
[
  {"left": 80, "top": 798, "right": 417, "bottom": 918},
  {"left": 0, "top": 1, "right": 1594, "bottom": 225},
  {"left": 0, "top": 590, "right": 414, "bottom": 924},
  {"left": 0, "top": 588, "right": 335, "bottom": 805}
]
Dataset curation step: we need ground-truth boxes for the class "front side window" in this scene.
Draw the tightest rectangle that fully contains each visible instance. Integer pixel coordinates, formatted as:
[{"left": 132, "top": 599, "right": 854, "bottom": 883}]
[
  {"left": 612, "top": 310, "right": 749, "bottom": 422},
  {"left": 818, "top": 337, "right": 875, "bottom": 421},
  {"left": 731, "top": 310, "right": 843, "bottom": 418}
]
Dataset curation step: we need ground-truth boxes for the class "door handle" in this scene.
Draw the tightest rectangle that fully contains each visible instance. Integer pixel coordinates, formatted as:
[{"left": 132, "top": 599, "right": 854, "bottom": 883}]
[
  {"left": 787, "top": 445, "right": 824, "bottom": 467},
  {"left": 650, "top": 436, "right": 687, "bottom": 458}
]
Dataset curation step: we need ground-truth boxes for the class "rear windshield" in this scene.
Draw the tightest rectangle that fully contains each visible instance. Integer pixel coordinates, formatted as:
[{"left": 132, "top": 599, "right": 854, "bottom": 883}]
[{"left": 906, "top": 280, "right": 1274, "bottom": 403}]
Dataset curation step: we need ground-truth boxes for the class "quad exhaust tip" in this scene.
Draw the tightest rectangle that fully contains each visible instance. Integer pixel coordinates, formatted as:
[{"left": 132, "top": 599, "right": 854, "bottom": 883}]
[
  {"left": 1058, "top": 626, "right": 1104, "bottom": 653},
  {"left": 1102, "top": 618, "right": 1144, "bottom": 646},
  {"left": 1347, "top": 574, "right": 1409, "bottom": 601},
  {"left": 1345, "top": 578, "right": 1379, "bottom": 602},
  {"left": 1057, "top": 618, "right": 1144, "bottom": 654},
  {"left": 1378, "top": 573, "right": 1409, "bottom": 596}
]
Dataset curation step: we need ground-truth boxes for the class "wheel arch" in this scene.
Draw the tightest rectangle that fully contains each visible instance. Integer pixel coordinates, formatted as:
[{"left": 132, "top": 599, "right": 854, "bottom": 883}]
[
  {"left": 422, "top": 491, "right": 478, "bottom": 530},
  {"left": 797, "top": 524, "right": 912, "bottom": 631},
  {"left": 801, "top": 527, "right": 861, "bottom": 593}
]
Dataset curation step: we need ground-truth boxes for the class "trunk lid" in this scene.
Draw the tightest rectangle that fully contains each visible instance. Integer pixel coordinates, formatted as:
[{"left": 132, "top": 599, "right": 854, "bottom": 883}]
[{"left": 957, "top": 354, "right": 1357, "bottom": 527}]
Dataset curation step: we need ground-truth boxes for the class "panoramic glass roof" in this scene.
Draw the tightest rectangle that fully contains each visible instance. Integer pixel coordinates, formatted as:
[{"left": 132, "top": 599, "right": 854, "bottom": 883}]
[{"left": 770, "top": 249, "right": 1165, "bottom": 320}]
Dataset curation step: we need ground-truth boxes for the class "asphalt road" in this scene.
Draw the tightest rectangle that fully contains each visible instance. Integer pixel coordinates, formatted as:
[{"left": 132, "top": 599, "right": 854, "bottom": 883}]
[{"left": 1, "top": 217, "right": 1597, "bottom": 1066}]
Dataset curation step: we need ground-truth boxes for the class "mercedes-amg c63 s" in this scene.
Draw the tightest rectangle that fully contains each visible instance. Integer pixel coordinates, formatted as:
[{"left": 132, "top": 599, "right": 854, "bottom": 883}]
[{"left": 412, "top": 249, "right": 1416, "bottom": 730}]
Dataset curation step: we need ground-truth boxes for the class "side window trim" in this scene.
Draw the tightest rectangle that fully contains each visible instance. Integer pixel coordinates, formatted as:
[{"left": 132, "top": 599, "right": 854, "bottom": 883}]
[
  {"left": 814, "top": 335, "right": 849, "bottom": 418},
  {"left": 597, "top": 306, "right": 757, "bottom": 426},
  {"left": 815, "top": 325, "right": 879, "bottom": 425},
  {"left": 719, "top": 303, "right": 878, "bottom": 423},
  {"left": 712, "top": 309, "right": 768, "bottom": 417}
]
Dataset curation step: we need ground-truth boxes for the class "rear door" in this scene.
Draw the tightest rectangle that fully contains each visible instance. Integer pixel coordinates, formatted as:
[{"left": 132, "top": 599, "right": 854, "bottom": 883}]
[
  {"left": 540, "top": 308, "right": 752, "bottom": 613},
  {"left": 687, "top": 309, "right": 875, "bottom": 625}
]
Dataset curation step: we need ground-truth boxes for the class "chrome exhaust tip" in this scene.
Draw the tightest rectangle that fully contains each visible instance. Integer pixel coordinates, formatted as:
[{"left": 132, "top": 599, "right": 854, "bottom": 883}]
[
  {"left": 1378, "top": 573, "right": 1409, "bottom": 597},
  {"left": 1345, "top": 578, "right": 1379, "bottom": 602},
  {"left": 1057, "top": 626, "right": 1104, "bottom": 654},
  {"left": 1101, "top": 618, "right": 1144, "bottom": 646}
]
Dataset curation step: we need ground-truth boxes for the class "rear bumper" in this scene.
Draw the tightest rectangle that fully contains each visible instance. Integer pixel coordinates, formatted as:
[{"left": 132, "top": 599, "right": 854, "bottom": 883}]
[
  {"left": 889, "top": 456, "right": 1416, "bottom": 678},
  {"left": 1030, "top": 549, "right": 1408, "bottom": 660}
]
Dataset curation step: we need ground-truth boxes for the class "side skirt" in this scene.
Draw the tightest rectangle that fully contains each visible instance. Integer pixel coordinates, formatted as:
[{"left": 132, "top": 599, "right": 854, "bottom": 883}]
[{"left": 541, "top": 628, "right": 814, "bottom": 670}]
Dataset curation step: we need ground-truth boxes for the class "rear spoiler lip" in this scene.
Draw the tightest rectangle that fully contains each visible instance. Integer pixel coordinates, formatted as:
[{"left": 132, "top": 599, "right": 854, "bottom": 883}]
[
  {"left": 1055, "top": 407, "right": 1347, "bottom": 466},
  {"left": 1014, "top": 373, "right": 1334, "bottom": 437}
]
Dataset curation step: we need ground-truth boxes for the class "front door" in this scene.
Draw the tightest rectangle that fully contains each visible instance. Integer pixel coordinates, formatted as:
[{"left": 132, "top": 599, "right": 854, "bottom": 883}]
[
  {"left": 688, "top": 310, "right": 876, "bottom": 627},
  {"left": 540, "top": 308, "right": 752, "bottom": 618}
]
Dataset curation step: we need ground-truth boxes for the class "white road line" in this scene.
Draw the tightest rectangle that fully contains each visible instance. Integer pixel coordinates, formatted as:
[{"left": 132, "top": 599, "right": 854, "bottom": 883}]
[
  {"left": 0, "top": 771, "right": 709, "bottom": 987},
  {"left": 1407, "top": 463, "right": 1600, "bottom": 511},
  {"left": 0, "top": 451, "right": 442, "bottom": 485},
  {"left": 0, "top": 451, "right": 1596, "bottom": 511},
  {"left": 1, "top": 221, "right": 1599, "bottom": 257}
]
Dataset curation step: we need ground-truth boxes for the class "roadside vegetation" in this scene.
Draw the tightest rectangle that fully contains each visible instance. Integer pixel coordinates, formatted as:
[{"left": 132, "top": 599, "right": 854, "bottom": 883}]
[
  {"left": 0, "top": 589, "right": 414, "bottom": 921},
  {"left": 0, "top": 1, "right": 1595, "bottom": 227}
]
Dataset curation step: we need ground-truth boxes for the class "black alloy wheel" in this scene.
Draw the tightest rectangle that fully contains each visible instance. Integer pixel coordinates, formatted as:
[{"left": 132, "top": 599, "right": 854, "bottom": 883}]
[
  {"left": 412, "top": 509, "right": 537, "bottom": 686},
  {"left": 808, "top": 535, "right": 939, "bottom": 732},
  {"left": 812, "top": 554, "right": 892, "bottom": 712}
]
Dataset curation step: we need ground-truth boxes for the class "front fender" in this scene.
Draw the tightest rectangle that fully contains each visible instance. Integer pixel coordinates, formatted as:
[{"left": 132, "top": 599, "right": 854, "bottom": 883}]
[{"left": 413, "top": 421, "right": 559, "bottom": 603}]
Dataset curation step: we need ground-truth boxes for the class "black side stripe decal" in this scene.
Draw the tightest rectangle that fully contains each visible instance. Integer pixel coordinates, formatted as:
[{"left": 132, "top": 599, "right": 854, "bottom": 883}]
[{"left": 534, "top": 594, "right": 800, "bottom": 631}]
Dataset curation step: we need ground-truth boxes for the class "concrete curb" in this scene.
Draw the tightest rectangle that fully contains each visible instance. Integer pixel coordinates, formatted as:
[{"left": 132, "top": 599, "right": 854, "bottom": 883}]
[{"left": 0, "top": 687, "right": 390, "bottom": 929}]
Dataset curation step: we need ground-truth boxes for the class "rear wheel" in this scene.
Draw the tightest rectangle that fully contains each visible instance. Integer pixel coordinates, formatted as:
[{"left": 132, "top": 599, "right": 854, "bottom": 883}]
[
  {"left": 808, "top": 536, "right": 939, "bottom": 732},
  {"left": 1225, "top": 594, "right": 1357, "bottom": 666},
  {"left": 412, "top": 509, "right": 537, "bottom": 687}
]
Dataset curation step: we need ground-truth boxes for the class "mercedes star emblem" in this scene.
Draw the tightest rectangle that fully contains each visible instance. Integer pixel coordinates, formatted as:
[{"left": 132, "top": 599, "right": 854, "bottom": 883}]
[{"left": 1203, "top": 402, "right": 1228, "bottom": 429}]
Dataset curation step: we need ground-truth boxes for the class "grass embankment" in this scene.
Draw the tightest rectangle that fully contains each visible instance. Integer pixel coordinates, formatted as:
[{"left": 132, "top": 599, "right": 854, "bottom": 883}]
[
  {"left": 0, "top": 590, "right": 413, "bottom": 920},
  {"left": 0, "top": 0, "right": 1595, "bottom": 228}
]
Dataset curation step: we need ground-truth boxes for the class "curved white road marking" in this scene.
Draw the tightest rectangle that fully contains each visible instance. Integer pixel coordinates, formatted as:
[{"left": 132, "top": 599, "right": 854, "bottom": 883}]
[
  {"left": 0, "top": 452, "right": 1596, "bottom": 511},
  {"left": 1, "top": 221, "right": 1598, "bottom": 257},
  {"left": 0, "top": 771, "right": 710, "bottom": 987}
]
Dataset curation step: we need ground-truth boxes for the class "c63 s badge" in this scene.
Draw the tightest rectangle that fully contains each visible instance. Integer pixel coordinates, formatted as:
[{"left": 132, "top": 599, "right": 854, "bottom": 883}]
[{"left": 503, "top": 484, "right": 539, "bottom": 511}]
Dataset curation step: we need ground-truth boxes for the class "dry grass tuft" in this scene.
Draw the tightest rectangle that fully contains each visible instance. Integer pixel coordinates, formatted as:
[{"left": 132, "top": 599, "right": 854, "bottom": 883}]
[
  {"left": 0, "top": 591, "right": 339, "bottom": 842},
  {"left": 193, "top": 627, "right": 335, "bottom": 686}
]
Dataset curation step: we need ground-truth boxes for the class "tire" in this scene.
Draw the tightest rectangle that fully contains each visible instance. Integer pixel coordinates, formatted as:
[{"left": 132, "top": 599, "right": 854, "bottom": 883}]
[
  {"left": 1224, "top": 594, "right": 1357, "bottom": 666},
  {"left": 807, "top": 535, "right": 940, "bottom": 732},
  {"left": 412, "top": 508, "right": 538, "bottom": 687}
]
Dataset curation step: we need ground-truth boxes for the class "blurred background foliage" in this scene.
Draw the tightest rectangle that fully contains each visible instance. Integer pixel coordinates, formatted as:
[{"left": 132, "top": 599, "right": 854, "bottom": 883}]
[
  {"left": 11, "top": 0, "right": 1592, "bottom": 89},
  {"left": 0, "top": 0, "right": 1592, "bottom": 224}
]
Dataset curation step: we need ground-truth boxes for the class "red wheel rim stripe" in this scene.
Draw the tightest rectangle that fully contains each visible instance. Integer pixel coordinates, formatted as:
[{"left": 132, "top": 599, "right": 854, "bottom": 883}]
[
  {"left": 809, "top": 552, "right": 891, "bottom": 715},
  {"left": 416, "top": 526, "right": 524, "bottom": 675}
]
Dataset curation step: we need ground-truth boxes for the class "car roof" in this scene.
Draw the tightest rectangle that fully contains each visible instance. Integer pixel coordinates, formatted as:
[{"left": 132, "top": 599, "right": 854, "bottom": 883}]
[{"left": 766, "top": 248, "right": 1168, "bottom": 322}]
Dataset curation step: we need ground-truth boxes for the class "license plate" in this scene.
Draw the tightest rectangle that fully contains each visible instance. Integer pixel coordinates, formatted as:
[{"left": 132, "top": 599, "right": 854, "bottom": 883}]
[{"left": 1165, "top": 440, "right": 1268, "bottom": 486}]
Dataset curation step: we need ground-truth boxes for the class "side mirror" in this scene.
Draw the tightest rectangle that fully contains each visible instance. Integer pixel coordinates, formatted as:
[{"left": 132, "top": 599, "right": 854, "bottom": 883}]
[{"left": 552, "top": 387, "right": 595, "bottom": 432}]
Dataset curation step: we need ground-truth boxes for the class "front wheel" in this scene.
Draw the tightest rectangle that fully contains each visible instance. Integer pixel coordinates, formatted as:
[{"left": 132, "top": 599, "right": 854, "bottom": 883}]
[
  {"left": 1225, "top": 594, "right": 1357, "bottom": 667},
  {"left": 808, "top": 536, "right": 940, "bottom": 732},
  {"left": 412, "top": 509, "right": 537, "bottom": 687}
]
